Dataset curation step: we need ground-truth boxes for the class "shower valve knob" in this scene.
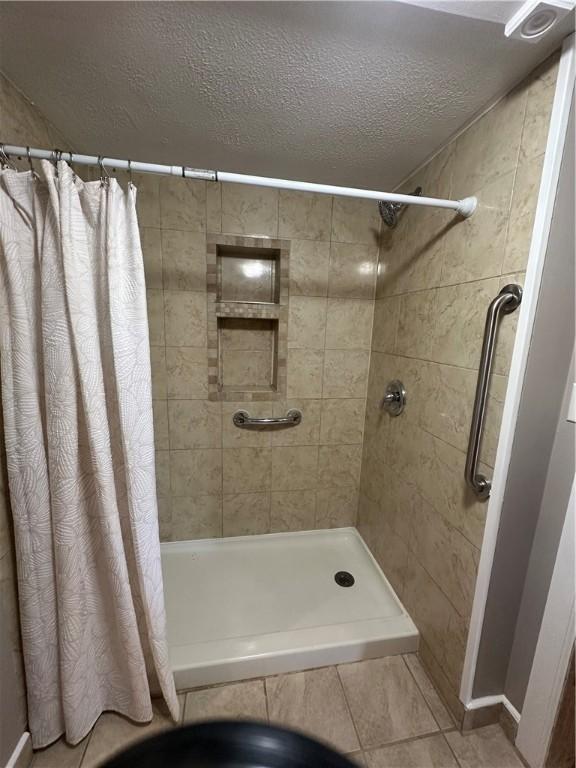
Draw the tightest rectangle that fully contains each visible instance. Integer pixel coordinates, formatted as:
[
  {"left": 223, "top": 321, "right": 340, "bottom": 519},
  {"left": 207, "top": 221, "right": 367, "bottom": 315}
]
[{"left": 380, "top": 380, "right": 406, "bottom": 416}]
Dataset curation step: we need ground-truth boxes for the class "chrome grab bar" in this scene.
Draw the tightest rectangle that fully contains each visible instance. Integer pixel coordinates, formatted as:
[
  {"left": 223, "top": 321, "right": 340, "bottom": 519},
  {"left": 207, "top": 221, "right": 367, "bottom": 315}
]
[
  {"left": 465, "top": 284, "right": 522, "bottom": 499},
  {"left": 232, "top": 409, "right": 302, "bottom": 429}
]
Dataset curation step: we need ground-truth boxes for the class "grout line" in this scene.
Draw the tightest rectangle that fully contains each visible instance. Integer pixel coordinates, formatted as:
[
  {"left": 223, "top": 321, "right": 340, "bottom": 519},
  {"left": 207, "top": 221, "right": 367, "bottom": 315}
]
[
  {"left": 417, "top": 644, "right": 464, "bottom": 726},
  {"left": 370, "top": 337, "right": 482, "bottom": 373},
  {"left": 406, "top": 655, "right": 459, "bottom": 732},
  {"left": 276, "top": 186, "right": 280, "bottom": 239},
  {"left": 361, "top": 458, "right": 478, "bottom": 615},
  {"left": 377, "top": 266, "right": 526, "bottom": 299},
  {"left": 217, "top": 180, "right": 223, "bottom": 234},
  {"left": 368, "top": 348, "right": 510, "bottom": 380},
  {"left": 390, "top": 293, "right": 400, "bottom": 356},
  {"left": 396, "top": 503, "right": 479, "bottom": 614},
  {"left": 361, "top": 726, "right": 454, "bottom": 756},
  {"left": 443, "top": 729, "right": 463, "bottom": 766},
  {"left": 178, "top": 675, "right": 269, "bottom": 695},
  {"left": 437, "top": 144, "right": 456, "bottom": 289},
  {"left": 328, "top": 195, "right": 335, "bottom": 246},
  {"left": 398, "top": 474, "right": 476, "bottom": 549},
  {"left": 498, "top": 166, "right": 520, "bottom": 280},
  {"left": 263, "top": 677, "right": 271, "bottom": 723},
  {"left": 400, "top": 654, "right": 446, "bottom": 733},
  {"left": 219, "top": 379, "right": 224, "bottom": 536},
  {"left": 320, "top": 195, "right": 336, "bottom": 401},
  {"left": 335, "top": 665, "right": 364, "bottom": 752}
]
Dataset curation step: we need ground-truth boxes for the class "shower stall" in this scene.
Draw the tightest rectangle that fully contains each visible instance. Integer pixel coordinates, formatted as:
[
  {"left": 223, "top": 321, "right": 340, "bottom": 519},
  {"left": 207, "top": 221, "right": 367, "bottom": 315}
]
[{"left": 0, "top": 135, "right": 482, "bottom": 691}]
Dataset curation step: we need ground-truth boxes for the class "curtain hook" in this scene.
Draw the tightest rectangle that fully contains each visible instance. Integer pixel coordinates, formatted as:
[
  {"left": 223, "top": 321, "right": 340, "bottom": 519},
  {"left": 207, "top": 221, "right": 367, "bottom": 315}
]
[
  {"left": 55, "top": 149, "right": 64, "bottom": 178},
  {"left": 127, "top": 158, "right": 133, "bottom": 188},
  {"left": 26, "top": 146, "right": 39, "bottom": 180},
  {"left": 65, "top": 149, "right": 77, "bottom": 181},
  {"left": 50, "top": 149, "right": 59, "bottom": 178},
  {"left": 98, "top": 155, "right": 109, "bottom": 187},
  {"left": 0, "top": 144, "right": 15, "bottom": 170}
]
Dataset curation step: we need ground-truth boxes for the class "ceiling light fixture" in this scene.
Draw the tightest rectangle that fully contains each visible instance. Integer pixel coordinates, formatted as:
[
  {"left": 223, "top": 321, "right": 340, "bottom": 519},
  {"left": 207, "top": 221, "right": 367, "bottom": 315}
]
[{"left": 505, "top": 0, "right": 574, "bottom": 43}]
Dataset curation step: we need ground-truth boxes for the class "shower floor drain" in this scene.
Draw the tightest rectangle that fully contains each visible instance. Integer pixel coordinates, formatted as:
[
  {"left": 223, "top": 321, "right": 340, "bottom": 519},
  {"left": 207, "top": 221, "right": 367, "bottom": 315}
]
[{"left": 334, "top": 571, "right": 355, "bottom": 588}]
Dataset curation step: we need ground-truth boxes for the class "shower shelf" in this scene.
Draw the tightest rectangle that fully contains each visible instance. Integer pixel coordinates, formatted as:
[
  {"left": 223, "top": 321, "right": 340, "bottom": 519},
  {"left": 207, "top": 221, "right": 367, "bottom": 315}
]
[
  {"left": 217, "top": 244, "right": 281, "bottom": 304},
  {"left": 206, "top": 234, "right": 290, "bottom": 401}
]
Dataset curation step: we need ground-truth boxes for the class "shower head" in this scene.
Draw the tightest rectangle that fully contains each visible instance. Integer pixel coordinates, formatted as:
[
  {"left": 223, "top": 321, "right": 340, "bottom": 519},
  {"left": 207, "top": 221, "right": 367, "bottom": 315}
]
[{"left": 378, "top": 186, "right": 422, "bottom": 227}]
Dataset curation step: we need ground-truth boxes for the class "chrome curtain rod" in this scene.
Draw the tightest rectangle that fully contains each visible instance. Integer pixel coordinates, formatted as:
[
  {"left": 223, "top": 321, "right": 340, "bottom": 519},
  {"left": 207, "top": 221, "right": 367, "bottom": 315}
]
[{"left": 1, "top": 144, "right": 477, "bottom": 218}]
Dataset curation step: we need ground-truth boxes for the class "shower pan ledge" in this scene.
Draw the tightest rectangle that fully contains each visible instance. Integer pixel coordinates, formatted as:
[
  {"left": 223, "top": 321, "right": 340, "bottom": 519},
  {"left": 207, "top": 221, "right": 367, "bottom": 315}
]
[{"left": 161, "top": 527, "right": 418, "bottom": 690}]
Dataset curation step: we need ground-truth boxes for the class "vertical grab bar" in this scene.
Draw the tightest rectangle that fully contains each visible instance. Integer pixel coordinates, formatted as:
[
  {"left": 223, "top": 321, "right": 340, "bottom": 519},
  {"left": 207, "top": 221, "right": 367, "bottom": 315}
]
[{"left": 465, "top": 284, "right": 522, "bottom": 499}]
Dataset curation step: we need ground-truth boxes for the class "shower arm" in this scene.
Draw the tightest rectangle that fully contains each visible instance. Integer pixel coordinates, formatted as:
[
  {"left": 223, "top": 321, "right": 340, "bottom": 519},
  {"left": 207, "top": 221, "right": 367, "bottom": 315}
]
[{"left": 0, "top": 144, "right": 477, "bottom": 218}]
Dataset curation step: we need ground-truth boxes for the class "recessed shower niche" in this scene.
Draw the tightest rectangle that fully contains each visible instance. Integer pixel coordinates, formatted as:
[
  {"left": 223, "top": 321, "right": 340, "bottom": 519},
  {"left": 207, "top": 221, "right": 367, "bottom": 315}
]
[
  {"left": 206, "top": 234, "right": 290, "bottom": 401},
  {"left": 218, "top": 244, "right": 280, "bottom": 304},
  {"left": 219, "top": 317, "right": 278, "bottom": 391}
]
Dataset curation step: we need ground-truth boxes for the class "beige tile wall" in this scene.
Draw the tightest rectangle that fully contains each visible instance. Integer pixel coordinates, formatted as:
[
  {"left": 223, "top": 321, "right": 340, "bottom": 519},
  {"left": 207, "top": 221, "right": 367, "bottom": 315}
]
[
  {"left": 357, "top": 53, "right": 560, "bottom": 715},
  {"left": 136, "top": 177, "right": 380, "bottom": 541}
]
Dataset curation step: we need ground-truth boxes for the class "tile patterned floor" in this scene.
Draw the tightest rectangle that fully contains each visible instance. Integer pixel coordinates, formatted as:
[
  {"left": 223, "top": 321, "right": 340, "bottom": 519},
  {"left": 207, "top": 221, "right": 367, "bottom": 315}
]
[{"left": 31, "top": 654, "right": 526, "bottom": 767}]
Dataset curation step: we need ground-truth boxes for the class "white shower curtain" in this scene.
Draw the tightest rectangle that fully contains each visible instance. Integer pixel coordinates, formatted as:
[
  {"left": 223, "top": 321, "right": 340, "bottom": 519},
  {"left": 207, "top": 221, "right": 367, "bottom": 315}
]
[{"left": 0, "top": 161, "right": 179, "bottom": 748}]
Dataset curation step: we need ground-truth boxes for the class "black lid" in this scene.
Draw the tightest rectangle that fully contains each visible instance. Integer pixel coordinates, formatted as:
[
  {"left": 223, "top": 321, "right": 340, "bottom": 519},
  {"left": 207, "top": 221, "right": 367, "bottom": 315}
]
[{"left": 102, "top": 720, "right": 358, "bottom": 768}]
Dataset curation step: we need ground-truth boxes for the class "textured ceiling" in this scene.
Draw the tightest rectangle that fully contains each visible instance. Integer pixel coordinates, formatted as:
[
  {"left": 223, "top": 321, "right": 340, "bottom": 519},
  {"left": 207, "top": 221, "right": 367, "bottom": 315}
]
[{"left": 0, "top": 1, "right": 570, "bottom": 189}]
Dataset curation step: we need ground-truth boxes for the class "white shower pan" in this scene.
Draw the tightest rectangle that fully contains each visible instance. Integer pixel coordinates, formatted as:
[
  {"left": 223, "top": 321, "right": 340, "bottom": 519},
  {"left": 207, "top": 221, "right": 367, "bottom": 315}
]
[{"left": 161, "top": 527, "right": 418, "bottom": 690}]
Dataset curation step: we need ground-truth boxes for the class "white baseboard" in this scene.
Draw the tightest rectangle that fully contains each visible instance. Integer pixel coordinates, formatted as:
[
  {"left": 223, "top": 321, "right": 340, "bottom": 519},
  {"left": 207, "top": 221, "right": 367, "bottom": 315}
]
[
  {"left": 466, "top": 694, "right": 521, "bottom": 723},
  {"left": 5, "top": 732, "right": 32, "bottom": 768}
]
